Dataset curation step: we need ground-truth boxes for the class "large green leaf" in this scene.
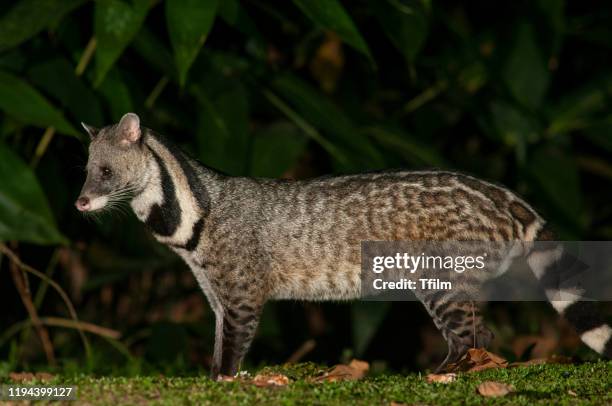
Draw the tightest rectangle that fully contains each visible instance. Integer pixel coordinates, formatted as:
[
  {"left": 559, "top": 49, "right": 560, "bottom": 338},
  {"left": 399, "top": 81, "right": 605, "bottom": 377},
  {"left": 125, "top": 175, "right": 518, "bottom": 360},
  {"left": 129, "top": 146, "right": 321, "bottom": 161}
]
[
  {"left": 132, "top": 27, "right": 176, "bottom": 79},
  {"left": 249, "top": 122, "right": 307, "bottom": 178},
  {"left": 262, "top": 88, "right": 352, "bottom": 170},
  {"left": 371, "top": 0, "right": 428, "bottom": 62},
  {"left": 97, "top": 69, "right": 133, "bottom": 122},
  {"left": 94, "top": 0, "right": 151, "bottom": 86},
  {"left": 0, "top": 0, "right": 86, "bottom": 52},
  {"left": 546, "top": 75, "right": 612, "bottom": 135},
  {"left": 28, "top": 58, "right": 103, "bottom": 125},
  {"left": 529, "top": 147, "right": 582, "bottom": 222},
  {"left": 0, "top": 143, "right": 66, "bottom": 245},
  {"left": 0, "top": 70, "right": 78, "bottom": 136},
  {"left": 489, "top": 100, "right": 540, "bottom": 163},
  {"left": 217, "top": 0, "right": 262, "bottom": 43},
  {"left": 193, "top": 82, "right": 250, "bottom": 175},
  {"left": 292, "top": 0, "right": 372, "bottom": 61},
  {"left": 364, "top": 125, "right": 447, "bottom": 167},
  {"left": 271, "top": 74, "right": 385, "bottom": 171},
  {"left": 166, "top": 0, "right": 218, "bottom": 87},
  {"left": 503, "top": 23, "right": 550, "bottom": 109}
]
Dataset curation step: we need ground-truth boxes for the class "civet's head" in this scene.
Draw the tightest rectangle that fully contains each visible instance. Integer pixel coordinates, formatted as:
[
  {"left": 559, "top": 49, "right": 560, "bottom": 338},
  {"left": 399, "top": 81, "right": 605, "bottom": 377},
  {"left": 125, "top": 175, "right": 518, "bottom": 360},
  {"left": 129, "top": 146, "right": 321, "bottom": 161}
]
[{"left": 76, "top": 113, "right": 149, "bottom": 212}]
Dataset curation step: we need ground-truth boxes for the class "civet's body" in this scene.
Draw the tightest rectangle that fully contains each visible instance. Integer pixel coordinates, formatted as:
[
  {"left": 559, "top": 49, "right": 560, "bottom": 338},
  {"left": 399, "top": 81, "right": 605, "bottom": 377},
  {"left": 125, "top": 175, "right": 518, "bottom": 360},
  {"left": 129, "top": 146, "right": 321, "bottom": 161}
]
[{"left": 76, "top": 114, "right": 612, "bottom": 377}]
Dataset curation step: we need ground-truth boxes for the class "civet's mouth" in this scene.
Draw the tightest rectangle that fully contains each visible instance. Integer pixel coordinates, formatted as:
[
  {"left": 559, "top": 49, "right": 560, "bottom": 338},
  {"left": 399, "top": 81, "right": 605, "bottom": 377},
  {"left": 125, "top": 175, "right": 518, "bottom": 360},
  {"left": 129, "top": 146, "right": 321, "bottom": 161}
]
[{"left": 75, "top": 195, "right": 108, "bottom": 212}]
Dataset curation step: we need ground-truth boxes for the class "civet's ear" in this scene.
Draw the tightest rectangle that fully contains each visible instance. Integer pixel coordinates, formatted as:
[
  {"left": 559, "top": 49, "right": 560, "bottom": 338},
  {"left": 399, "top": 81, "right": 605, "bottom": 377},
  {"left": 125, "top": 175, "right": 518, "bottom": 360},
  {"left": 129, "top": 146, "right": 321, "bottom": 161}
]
[
  {"left": 81, "top": 122, "right": 99, "bottom": 139},
  {"left": 118, "top": 112, "right": 141, "bottom": 146}
]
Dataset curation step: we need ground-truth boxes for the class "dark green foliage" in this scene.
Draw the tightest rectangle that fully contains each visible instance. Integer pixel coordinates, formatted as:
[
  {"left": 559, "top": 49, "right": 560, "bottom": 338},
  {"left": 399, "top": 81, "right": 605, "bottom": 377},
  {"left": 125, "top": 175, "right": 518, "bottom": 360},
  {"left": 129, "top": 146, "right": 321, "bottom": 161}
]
[
  {"left": 94, "top": 0, "right": 151, "bottom": 86},
  {"left": 0, "top": 0, "right": 611, "bottom": 374},
  {"left": 0, "top": 0, "right": 87, "bottom": 52},
  {"left": 292, "top": 0, "right": 372, "bottom": 61},
  {"left": 166, "top": 0, "right": 218, "bottom": 86},
  {"left": 0, "top": 70, "right": 78, "bottom": 136},
  {"left": 0, "top": 143, "right": 66, "bottom": 244}
]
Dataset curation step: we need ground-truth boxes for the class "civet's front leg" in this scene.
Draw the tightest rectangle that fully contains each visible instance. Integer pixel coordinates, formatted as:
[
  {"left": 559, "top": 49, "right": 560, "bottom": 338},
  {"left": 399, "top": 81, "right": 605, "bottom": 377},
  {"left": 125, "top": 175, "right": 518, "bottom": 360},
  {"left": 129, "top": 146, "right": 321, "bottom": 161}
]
[
  {"left": 220, "top": 302, "right": 263, "bottom": 376},
  {"left": 192, "top": 262, "right": 266, "bottom": 378},
  {"left": 190, "top": 267, "right": 226, "bottom": 378},
  {"left": 211, "top": 309, "right": 225, "bottom": 378}
]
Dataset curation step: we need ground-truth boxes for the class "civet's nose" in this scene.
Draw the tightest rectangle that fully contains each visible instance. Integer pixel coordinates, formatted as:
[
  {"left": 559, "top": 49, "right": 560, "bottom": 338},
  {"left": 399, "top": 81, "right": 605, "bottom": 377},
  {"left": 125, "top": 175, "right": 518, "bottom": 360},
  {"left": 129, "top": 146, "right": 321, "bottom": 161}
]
[{"left": 75, "top": 196, "right": 91, "bottom": 211}]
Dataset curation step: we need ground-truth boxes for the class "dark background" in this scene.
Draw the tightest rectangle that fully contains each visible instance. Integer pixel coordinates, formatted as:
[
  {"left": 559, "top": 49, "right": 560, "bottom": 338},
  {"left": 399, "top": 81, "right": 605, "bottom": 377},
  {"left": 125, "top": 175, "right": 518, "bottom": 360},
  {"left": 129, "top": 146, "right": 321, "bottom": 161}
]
[{"left": 0, "top": 0, "right": 611, "bottom": 375}]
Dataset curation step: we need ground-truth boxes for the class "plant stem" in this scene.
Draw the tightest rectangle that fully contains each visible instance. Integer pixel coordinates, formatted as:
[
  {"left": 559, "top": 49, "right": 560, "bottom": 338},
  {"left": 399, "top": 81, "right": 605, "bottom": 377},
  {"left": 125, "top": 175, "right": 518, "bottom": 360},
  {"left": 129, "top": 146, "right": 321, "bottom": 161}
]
[
  {"left": 0, "top": 244, "right": 91, "bottom": 360},
  {"left": 145, "top": 76, "right": 169, "bottom": 109},
  {"left": 33, "top": 248, "right": 60, "bottom": 310},
  {"left": 75, "top": 37, "right": 97, "bottom": 77},
  {"left": 30, "top": 127, "right": 55, "bottom": 168},
  {"left": 8, "top": 250, "right": 56, "bottom": 365},
  {"left": 402, "top": 80, "right": 448, "bottom": 115}
]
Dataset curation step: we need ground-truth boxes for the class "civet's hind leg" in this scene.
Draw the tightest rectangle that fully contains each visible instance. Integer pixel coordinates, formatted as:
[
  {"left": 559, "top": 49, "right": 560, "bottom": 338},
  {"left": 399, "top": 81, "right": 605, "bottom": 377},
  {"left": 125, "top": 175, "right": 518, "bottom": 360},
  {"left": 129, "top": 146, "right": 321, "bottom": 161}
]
[{"left": 420, "top": 291, "right": 494, "bottom": 372}]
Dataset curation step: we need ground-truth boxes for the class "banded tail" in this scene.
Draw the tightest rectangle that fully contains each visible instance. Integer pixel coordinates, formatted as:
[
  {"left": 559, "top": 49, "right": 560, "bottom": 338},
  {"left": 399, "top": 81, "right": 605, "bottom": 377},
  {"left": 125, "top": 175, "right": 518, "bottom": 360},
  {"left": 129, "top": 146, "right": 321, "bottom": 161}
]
[{"left": 528, "top": 227, "right": 612, "bottom": 358}]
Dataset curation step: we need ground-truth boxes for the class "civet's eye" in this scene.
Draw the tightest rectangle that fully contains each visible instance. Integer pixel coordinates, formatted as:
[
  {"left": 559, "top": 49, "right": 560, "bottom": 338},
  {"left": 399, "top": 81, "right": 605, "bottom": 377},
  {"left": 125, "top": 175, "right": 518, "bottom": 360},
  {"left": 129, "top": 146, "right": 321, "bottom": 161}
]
[{"left": 100, "top": 166, "right": 112, "bottom": 179}]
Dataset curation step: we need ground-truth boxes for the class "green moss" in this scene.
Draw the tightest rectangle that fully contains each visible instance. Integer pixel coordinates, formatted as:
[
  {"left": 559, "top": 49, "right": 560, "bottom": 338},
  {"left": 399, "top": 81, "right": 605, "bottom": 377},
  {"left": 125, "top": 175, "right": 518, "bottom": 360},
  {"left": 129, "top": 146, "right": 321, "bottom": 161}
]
[{"left": 3, "top": 361, "right": 611, "bottom": 405}]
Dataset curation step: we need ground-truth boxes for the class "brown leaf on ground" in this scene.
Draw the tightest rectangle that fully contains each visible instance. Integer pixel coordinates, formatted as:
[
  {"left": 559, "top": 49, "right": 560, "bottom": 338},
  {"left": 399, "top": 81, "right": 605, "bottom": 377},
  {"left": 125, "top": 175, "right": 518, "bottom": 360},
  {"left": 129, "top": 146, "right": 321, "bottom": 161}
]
[
  {"left": 446, "top": 348, "right": 508, "bottom": 372},
  {"left": 425, "top": 373, "right": 457, "bottom": 384},
  {"left": 509, "top": 354, "right": 573, "bottom": 368},
  {"left": 9, "top": 372, "right": 35, "bottom": 382},
  {"left": 9, "top": 372, "right": 54, "bottom": 382},
  {"left": 252, "top": 373, "right": 290, "bottom": 387},
  {"left": 348, "top": 359, "right": 370, "bottom": 375},
  {"left": 477, "top": 381, "right": 514, "bottom": 397},
  {"left": 314, "top": 359, "right": 370, "bottom": 382}
]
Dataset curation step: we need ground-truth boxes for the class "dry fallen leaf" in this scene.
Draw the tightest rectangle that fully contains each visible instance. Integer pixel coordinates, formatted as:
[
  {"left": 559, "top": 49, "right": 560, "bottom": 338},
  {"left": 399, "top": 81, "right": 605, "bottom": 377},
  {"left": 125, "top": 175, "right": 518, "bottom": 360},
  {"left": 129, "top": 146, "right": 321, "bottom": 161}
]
[
  {"left": 348, "top": 359, "right": 369, "bottom": 376},
  {"left": 252, "top": 373, "right": 290, "bottom": 387},
  {"left": 9, "top": 372, "right": 54, "bottom": 382},
  {"left": 9, "top": 372, "right": 35, "bottom": 382},
  {"left": 446, "top": 348, "right": 508, "bottom": 373},
  {"left": 477, "top": 381, "right": 514, "bottom": 397},
  {"left": 426, "top": 373, "right": 457, "bottom": 384},
  {"left": 314, "top": 359, "right": 370, "bottom": 382},
  {"left": 217, "top": 374, "right": 237, "bottom": 382}
]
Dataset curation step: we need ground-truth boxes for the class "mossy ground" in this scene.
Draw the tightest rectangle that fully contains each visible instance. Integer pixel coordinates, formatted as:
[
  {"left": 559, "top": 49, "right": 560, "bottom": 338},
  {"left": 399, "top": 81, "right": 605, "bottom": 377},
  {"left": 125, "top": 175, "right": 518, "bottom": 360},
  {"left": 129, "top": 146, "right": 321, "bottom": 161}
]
[{"left": 2, "top": 361, "right": 611, "bottom": 405}]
